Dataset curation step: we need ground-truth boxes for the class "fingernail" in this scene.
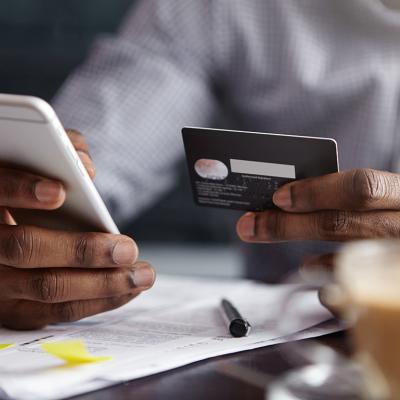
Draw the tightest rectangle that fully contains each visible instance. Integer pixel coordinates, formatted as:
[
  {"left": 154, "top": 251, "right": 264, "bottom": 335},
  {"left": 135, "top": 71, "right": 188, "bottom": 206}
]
[
  {"left": 112, "top": 240, "right": 137, "bottom": 265},
  {"left": 130, "top": 266, "right": 155, "bottom": 289},
  {"left": 273, "top": 187, "right": 292, "bottom": 209},
  {"left": 35, "top": 181, "right": 65, "bottom": 203},
  {"left": 238, "top": 212, "right": 255, "bottom": 238}
]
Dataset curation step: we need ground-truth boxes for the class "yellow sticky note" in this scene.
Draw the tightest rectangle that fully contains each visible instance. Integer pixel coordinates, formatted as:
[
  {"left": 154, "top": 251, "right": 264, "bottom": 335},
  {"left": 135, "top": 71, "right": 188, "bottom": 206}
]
[
  {"left": 0, "top": 344, "right": 14, "bottom": 351},
  {"left": 41, "top": 340, "right": 111, "bottom": 365}
]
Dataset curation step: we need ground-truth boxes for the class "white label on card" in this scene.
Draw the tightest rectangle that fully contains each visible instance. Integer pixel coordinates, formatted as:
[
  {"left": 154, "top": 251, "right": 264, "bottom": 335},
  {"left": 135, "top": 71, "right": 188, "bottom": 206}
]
[{"left": 230, "top": 159, "right": 296, "bottom": 179}]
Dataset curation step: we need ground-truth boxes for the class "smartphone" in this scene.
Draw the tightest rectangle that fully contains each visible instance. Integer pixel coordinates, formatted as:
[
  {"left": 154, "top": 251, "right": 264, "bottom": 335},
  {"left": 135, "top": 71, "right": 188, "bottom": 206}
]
[{"left": 0, "top": 93, "right": 119, "bottom": 234}]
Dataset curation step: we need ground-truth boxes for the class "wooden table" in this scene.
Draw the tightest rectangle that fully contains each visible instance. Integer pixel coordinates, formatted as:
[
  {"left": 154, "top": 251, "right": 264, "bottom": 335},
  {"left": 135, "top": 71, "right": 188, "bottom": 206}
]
[{"left": 73, "top": 331, "right": 348, "bottom": 400}]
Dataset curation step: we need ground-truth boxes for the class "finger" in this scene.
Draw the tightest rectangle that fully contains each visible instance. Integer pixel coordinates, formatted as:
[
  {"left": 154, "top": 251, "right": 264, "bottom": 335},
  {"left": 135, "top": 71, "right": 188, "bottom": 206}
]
[
  {"left": 0, "top": 293, "right": 139, "bottom": 330},
  {"left": 65, "top": 129, "right": 96, "bottom": 178},
  {"left": 0, "top": 207, "right": 16, "bottom": 225},
  {"left": 318, "top": 286, "right": 342, "bottom": 319},
  {"left": 77, "top": 151, "right": 96, "bottom": 179},
  {"left": 273, "top": 169, "right": 400, "bottom": 212},
  {"left": 0, "top": 168, "right": 65, "bottom": 209},
  {"left": 0, "top": 225, "right": 139, "bottom": 268},
  {"left": 66, "top": 129, "right": 89, "bottom": 153},
  {"left": 0, "top": 262, "right": 155, "bottom": 303},
  {"left": 237, "top": 210, "right": 400, "bottom": 242}
]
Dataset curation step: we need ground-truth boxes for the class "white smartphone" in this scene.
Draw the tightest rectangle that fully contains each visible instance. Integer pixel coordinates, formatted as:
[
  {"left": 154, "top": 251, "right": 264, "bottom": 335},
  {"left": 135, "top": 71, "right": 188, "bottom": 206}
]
[{"left": 0, "top": 93, "right": 119, "bottom": 234}]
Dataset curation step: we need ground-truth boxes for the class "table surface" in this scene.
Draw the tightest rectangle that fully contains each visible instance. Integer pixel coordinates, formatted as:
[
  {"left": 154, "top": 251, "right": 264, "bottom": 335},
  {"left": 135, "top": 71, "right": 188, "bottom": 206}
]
[{"left": 71, "top": 331, "right": 349, "bottom": 400}]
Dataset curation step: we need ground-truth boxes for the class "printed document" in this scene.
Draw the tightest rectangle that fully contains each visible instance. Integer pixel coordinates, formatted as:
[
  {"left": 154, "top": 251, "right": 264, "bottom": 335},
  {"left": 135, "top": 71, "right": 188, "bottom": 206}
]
[{"left": 0, "top": 275, "right": 338, "bottom": 400}]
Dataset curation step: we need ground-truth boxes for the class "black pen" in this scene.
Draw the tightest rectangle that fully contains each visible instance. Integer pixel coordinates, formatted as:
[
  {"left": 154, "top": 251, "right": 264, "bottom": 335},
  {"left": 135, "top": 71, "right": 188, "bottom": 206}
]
[{"left": 220, "top": 298, "right": 251, "bottom": 338}]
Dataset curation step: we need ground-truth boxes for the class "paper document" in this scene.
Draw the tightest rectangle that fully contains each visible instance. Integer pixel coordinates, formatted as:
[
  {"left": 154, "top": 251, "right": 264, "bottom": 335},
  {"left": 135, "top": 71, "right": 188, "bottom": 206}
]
[{"left": 0, "top": 275, "right": 339, "bottom": 400}]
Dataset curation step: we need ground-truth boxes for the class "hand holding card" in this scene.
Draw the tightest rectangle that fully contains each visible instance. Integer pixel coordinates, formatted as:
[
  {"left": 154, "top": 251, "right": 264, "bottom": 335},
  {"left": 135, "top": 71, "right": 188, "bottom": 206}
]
[
  {"left": 183, "top": 127, "right": 400, "bottom": 303},
  {"left": 237, "top": 168, "right": 400, "bottom": 243}
]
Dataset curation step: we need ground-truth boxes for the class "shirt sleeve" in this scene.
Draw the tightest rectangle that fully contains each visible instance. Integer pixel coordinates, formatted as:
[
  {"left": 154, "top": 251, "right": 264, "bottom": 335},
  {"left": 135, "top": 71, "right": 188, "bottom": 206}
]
[{"left": 53, "top": 0, "right": 218, "bottom": 224}]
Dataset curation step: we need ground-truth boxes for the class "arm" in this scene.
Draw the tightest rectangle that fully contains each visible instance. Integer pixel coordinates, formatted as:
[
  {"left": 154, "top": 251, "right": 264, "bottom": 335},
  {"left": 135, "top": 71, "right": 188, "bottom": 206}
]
[{"left": 53, "top": 0, "right": 218, "bottom": 224}]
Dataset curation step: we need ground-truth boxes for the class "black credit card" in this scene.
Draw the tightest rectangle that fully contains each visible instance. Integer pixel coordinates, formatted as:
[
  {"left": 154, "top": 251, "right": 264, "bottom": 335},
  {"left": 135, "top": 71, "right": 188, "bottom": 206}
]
[{"left": 182, "top": 127, "right": 339, "bottom": 211}]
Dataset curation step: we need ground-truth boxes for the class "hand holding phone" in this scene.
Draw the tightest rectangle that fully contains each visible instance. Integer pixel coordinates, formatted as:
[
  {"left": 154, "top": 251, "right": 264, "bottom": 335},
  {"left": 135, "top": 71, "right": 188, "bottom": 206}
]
[{"left": 0, "top": 95, "right": 156, "bottom": 330}]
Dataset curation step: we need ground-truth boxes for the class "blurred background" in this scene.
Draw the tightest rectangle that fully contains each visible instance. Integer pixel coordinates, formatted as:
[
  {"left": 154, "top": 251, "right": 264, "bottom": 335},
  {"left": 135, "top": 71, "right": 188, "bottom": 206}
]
[{"left": 0, "top": 0, "right": 243, "bottom": 278}]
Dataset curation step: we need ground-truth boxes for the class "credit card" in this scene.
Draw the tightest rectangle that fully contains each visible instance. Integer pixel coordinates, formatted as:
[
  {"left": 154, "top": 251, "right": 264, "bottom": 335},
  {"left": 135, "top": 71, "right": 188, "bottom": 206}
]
[{"left": 182, "top": 127, "right": 339, "bottom": 211}]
